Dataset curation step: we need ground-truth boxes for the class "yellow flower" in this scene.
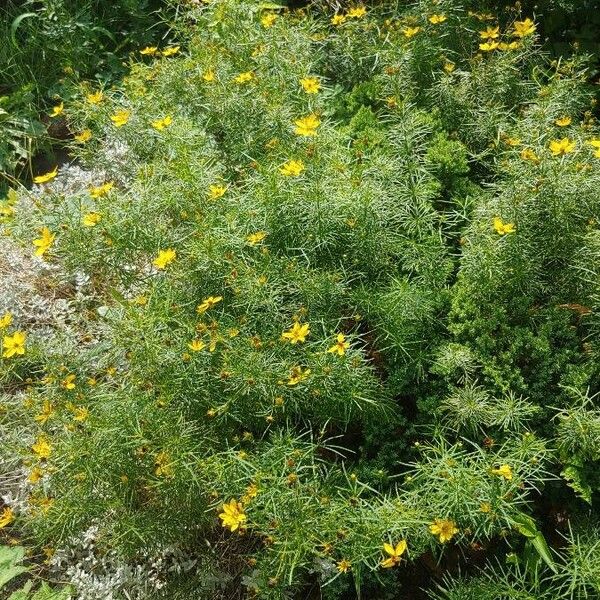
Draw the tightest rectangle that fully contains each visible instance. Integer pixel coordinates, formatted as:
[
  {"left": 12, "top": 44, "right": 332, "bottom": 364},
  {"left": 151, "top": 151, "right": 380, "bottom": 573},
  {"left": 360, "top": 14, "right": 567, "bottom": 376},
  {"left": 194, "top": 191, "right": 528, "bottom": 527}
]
[
  {"left": 555, "top": 116, "right": 572, "bottom": 127},
  {"left": 208, "top": 184, "right": 227, "bottom": 200},
  {"left": 155, "top": 451, "right": 174, "bottom": 477},
  {"left": 82, "top": 212, "right": 102, "bottom": 227},
  {"left": 234, "top": 71, "right": 254, "bottom": 84},
  {"left": 428, "top": 14, "right": 447, "bottom": 24},
  {"left": 188, "top": 339, "right": 206, "bottom": 352},
  {"left": 0, "top": 507, "right": 14, "bottom": 529},
  {"left": 197, "top": 295, "right": 223, "bottom": 314},
  {"left": 2, "top": 331, "right": 25, "bottom": 358},
  {"left": 493, "top": 217, "right": 516, "bottom": 235},
  {"left": 28, "top": 466, "right": 44, "bottom": 484},
  {"left": 33, "top": 166, "right": 58, "bottom": 184},
  {"left": 287, "top": 366, "right": 311, "bottom": 386},
  {"left": 327, "top": 333, "right": 350, "bottom": 356},
  {"left": 32, "top": 436, "right": 52, "bottom": 459},
  {"left": 381, "top": 540, "right": 407, "bottom": 568},
  {"left": 498, "top": 41, "right": 520, "bottom": 50},
  {"left": 443, "top": 61, "right": 456, "bottom": 73},
  {"left": 480, "top": 26, "right": 500, "bottom": 40},
  {"left": 520, "top": 147, "right": 540, "bottom": 163},
  {"left": 491, "top": 463, "right": 513, "bottom": 480},
  {"left": 153, "top": 248, "right": 177, "bottom": 269},
  {"left": 151, "top": 115, "right": 173, "bottom": 131},
  {"left": 242, "top": 483, "right": 259, "bottom": 504},
  {"left": 0, "top": 312, "right": 13, "bottom": 329},
  {"left": 480, "top": 502, "right": 492, "bottom": 513},
  {"left": 219, "top": 499, "right": 247, "bottom": 532},
  {"left": 89, "top": 182, "right": 114, "bottom": 198},
  {"left": 33, "top": 226, "right": 55, "bottom": 257},
  {"left": 140, "top": 46, "right": 158, "bottom": 55},
  {"left": 282, "top": 322, "right": 310, "bottom": 344},
  {"left": 0, "top": 202, "right": 15, "bottom": 219},
  {"left": 162, "top": 46, "right": 180, "bottom": 57},
  {"left": 346, "top": 7, "right": 366, "bottom": 18},
  {"left": 513, "top": 18, "right": 536, "bottom": 38},
  {"left": 49, "top": 102, "right": 64, "bottom": 117},
  {"left": 202, "top": 68, "right": 216, "bottom": 82},
  {"left": 110, "top": 109, "right": 131, "bottom": 127},
  {"left": 336, "top": 559, "right": 351, "bottom": 573},
  {"left": 588, "top": 138, "right": 600, "bottom": 149},
  {"left": 34, "top": 400, "right": 55, "bottom": 424},
  {"left": 279, "top": 159, "right": 305, "bottom": 177},
  {"left": 247, "top": 231, "right": 267, "bottom": 246},
  {"left": 261, "top": 13, "right": 277, "bottom": 27},
  {"left": 74, "top": 129, "right": 92, "bottom": 143},
  {"left": 549, "top": 137, "right": 576, "bottom": 156},
  {"left": 61, "top": 374, "right": 76, "bottom": 390},
  {"left": 300, "top": 76, "right": 321, "bottom": 94},
  {"left": 294, "top": 114, "right": 321, "bottom": 136},
  {"left": 402, "top": 26, "right": 421, "bottom": 38},
  {"left": 331, "top": 14, "right": 346, "bottom": 26},
  {"left": 86, "top": 90, "right": 103, "bottom": 104},
  {"left": 429, "top": 518, "right": 459, "bottom": 543},
  {"left": 72, "top": 406, "right": 89, "bottom": 422},
  {"left": 479, "top": 41, "right": 499, "bottom": 52}
]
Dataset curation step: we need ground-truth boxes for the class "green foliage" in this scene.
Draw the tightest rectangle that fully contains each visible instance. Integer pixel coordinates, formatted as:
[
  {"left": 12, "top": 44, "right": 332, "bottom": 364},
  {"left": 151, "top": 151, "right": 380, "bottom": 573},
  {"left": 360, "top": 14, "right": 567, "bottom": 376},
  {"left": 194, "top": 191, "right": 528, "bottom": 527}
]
[
  {"left": 1, "top": 0, "right": 600, "bottom": 598},
  {"left": 429, "top": 524, "right": 600, "bottom": 600},
  {"left": 0, "top": 0, "right": 173, "bottom": 177},
  {"left": 0, "top": 546, "right": 71, "bottom": 599}
]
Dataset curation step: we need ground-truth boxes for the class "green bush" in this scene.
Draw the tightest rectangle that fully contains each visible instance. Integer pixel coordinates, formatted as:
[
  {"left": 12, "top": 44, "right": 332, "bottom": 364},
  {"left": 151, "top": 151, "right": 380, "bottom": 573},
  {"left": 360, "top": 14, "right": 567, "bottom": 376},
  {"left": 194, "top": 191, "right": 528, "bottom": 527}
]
[{"left": 1, "top": 1, "right": 600, "bottom": 598}]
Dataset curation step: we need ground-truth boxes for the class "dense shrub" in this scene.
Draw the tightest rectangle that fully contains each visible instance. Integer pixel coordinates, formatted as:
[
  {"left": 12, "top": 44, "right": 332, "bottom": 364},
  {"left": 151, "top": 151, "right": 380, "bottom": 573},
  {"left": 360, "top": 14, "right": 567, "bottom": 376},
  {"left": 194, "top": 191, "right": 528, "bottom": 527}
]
[{"left": 1, "top": 1, "right": 600, "bottom": 598}]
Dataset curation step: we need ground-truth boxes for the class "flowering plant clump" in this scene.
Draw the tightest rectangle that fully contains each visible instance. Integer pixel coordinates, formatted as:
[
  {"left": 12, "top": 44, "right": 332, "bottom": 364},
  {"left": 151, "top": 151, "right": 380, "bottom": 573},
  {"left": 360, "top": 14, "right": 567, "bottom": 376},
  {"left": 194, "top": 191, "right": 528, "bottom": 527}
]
[{"left": 1, "top": 1, "right": 600, "bottom": 599}]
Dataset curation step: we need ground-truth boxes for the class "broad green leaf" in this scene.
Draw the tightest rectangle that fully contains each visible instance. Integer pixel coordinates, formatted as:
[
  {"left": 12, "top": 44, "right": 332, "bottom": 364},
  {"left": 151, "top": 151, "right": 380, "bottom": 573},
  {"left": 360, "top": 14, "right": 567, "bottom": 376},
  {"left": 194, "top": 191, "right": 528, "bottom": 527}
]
[
  {"left": 31, "top": 581, "right": 72, "bottom": 599},
  {"left": 10, "top": 13, "right": 37, "bottom": 47},
  {"left": 0, "top": 546, "right": 26, "bottom": 568},
  {"left": 0, "top": 566, "right": 29, "bottom": 591},
  {"left": 531, "top": 532, "right": 558, "bottom": 574},
  {"left": 511, "top": 515, "right": 558, "bottom": 574},
  {"left": 8, "top": 579, "right": 33, "bottom": 599},
  {"left": 561, "top": 465, "right": 592, "bottom": 505},
  {"left": 510, "top": 513, "right": 537, "bottom": 538}
]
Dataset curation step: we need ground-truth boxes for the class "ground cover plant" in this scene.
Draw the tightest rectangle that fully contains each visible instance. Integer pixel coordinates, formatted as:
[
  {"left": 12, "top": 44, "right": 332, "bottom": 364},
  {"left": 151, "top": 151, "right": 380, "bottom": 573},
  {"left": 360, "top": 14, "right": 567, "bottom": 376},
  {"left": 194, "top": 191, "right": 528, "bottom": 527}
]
[{"left": 1, "top": 1, "right": 600, "bottom": 598}]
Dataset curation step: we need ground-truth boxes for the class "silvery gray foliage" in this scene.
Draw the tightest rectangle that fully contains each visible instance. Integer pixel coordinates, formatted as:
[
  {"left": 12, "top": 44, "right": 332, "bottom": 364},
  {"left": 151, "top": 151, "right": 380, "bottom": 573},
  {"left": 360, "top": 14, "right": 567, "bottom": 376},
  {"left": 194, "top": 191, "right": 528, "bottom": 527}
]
[
  {"left": 50, "top": 525, "right": 197, "bottom": 600},
  {"left": 1, "top": 163, "right": 99, "bottom": 335}
]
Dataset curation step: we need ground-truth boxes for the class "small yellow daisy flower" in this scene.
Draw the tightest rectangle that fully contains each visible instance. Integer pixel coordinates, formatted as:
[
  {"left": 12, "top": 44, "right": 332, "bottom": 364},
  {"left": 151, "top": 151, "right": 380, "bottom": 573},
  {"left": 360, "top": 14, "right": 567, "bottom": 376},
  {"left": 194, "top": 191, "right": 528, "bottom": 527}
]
[
  {"left": 110, "top": 109, "right": 131, "bottom": 127},
  {"left": 74, "top": 129, "right": 92, "bottom": 143},
  {"left": 153, "top": 248, "right": 177, "bottom": 269},
  {"left": 82, "top": 212, "right": 102, "bottom": 227}
]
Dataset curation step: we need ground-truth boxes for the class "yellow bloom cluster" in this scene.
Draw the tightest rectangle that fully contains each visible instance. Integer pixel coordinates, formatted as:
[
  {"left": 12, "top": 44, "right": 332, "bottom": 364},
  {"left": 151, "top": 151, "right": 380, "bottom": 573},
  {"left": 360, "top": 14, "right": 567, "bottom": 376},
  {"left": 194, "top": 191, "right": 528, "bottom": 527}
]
[
  {"left": 381, "top": 540, "right": 407, "bottom": 568},
  {"left": 294, "top": 114, "right": 320, "bottom": 136},
  {"left": 153, "top": 248, "right": 177, "bottom": 270},
  {"left": 429, "top": 518, "right": 459, "bottom": 543},
  {"left": 2, "top": 330, "right": 26, "bottom": 358},
  {"left": 219, "top": 499, "right": 247, "bottom": 532},
  {"left": 331, "top": 6, "right": 366, "bottom": 25}
]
